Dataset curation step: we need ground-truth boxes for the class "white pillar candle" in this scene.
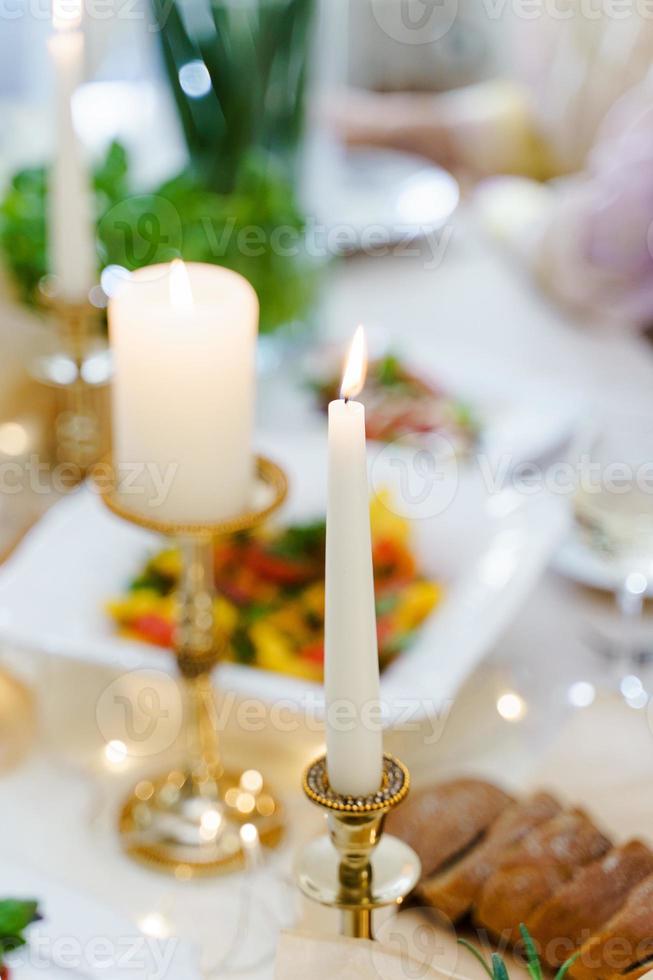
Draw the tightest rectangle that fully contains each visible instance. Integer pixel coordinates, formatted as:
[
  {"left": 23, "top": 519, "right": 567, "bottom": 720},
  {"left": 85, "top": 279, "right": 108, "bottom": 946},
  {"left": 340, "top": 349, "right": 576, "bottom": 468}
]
[
  {"left": 109, "top": 261, "right": 258, "bottom": 524},
  {"left": 48, "top": 0, "right": 97, "bottom": 301},
  {"left": 325, "top": 326, "right": 383, "bottom": 798}
]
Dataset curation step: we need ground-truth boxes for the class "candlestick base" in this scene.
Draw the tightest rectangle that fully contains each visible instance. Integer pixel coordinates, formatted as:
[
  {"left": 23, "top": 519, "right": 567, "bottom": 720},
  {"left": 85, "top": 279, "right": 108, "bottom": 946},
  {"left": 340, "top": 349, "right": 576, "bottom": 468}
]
[
  {"left": 97, "top": 456, "right": 288, "bottom": 877},
  {"left": 118, "top": 763, "right": 283, "bottom": 878},
  {"left": 295, "top": 755, "right": 421, "bottom": 939}
]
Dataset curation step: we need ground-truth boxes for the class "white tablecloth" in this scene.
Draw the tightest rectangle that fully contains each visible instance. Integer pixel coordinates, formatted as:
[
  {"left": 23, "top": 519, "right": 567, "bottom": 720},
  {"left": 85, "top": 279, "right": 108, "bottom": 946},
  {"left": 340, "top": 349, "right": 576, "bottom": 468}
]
[{"left": 1, "top": 212, "right": 653, "bottom": 977}]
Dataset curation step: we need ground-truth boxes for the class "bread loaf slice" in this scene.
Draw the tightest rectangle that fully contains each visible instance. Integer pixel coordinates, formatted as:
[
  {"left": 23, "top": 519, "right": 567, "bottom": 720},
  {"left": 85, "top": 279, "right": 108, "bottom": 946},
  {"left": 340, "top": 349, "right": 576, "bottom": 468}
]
[
  {"left": 386, "top": 778, "right": 514, "bottom": 879},
  {"left": 418, "top": 792, "right": 562, "bottom": 922},
  {"left": 526, "top": 841, "right": 653, "bottom": 968},
  {"left": 606, "top": 961, "right": 653, "bottom": 980},
  {"left": 475, "top": 810, "right": 612, "bottom": 943},
  {"left": 570, "top": 874, "right": 653, "bottom": 980}
]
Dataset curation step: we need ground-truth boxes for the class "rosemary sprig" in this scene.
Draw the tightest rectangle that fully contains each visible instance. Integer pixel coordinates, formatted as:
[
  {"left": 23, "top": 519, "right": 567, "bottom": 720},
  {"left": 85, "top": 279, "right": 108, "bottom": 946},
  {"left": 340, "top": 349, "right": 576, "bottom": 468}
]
[{"left": 458, "top": 925, "right": 580, "bottom": 980}]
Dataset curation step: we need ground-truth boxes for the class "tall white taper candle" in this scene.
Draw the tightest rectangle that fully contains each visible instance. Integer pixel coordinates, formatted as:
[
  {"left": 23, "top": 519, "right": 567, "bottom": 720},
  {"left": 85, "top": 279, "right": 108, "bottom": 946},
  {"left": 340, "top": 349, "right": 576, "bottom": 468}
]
[
  {"left": 48, "top": 0, "right": 96, "bottom": 301},
  {"left": 325, "top": 327, "right": 383, "bottom": 798}
]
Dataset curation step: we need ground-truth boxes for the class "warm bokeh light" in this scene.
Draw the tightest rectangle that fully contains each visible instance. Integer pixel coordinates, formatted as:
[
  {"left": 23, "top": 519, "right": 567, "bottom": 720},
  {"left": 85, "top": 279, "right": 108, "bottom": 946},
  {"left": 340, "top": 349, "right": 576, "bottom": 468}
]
[
  {"left": 138, "top": 912, "right": 170, "bottom": 939},
  {"left": 240, "top": 823, "right": 259, "bottom": 847},
  {"left": 103, "top": 739, "right": 127, "bottom": 765},
  {"left": 340, "top": 325, "right": 368, "bottom": 401},
  {"left": 169, "top": 258, "right": 194, "bottom": 312},
  {"left": 496, "top": 691, "right": 527, "bottom": 722},
  {"left": 240, "top": 769, "right": 263, "bottom": 795},
  {"left": 0, "top": 422, "right": 30, "bottom": 457},
  {"left": 52, "top": 0, "right": 82, "bottom": 32},
  {"left": 199, "top": 807, "right": 222, "bottom": 842},
  {"left": 236, "top": 792, "right": 256, "bottom": 815}
]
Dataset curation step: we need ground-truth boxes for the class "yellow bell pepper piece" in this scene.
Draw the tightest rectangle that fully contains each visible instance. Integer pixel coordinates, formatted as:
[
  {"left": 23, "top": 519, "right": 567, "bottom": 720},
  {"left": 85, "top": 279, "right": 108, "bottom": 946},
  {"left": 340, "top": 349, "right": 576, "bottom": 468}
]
[
  {"left": 213, "top": 596, "right": 238, "bottom": 637},
  {"left": 250, "top": 621, "right": 322, "bottom": 682},
  {"left": 149, "top": 548, "right": 182, "bottom": 579},
  {"left": 393, "top": 580, "right": 443, "bottom": 633},
  {"left": 301, "top": 582, "right": 325, "bottom": 620},
  {"left": 106, "top": 589, "right": 167, "bottom": 624},
  {"left": 370, "top": 490, "right": 410, "bottom": 546}
]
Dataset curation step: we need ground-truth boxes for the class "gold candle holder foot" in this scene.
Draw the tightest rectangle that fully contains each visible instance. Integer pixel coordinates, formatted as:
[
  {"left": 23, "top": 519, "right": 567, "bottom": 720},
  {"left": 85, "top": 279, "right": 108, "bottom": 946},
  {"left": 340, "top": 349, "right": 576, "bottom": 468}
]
[
  {"left": 118, "top": 757, "right": 284, "bottom": 878},
  {"left": 295, "top": 755, "right": 421, "bottom": 939},
  {"left": 99, "top": 456, "right": 288, "bottom": 877}
]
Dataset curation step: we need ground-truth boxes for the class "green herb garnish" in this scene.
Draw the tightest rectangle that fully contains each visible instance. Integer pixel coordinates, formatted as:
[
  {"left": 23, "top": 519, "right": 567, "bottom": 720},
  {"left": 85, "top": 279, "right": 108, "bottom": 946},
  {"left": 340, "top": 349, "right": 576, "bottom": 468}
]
[
  {"left": 0, "top": 899, "right": 40, "bottom": 968},
  {"left": 266, "top": 520, "right": 326, "bottom": 561},
  {"left": 377, "top": 354, "right": 403, "bottom": 387},
  {"left": 458, "top": 925, "right": 579, "bottom": 980},
  {"left": 231, "top": 627, "right": 257, "bottom": 665}
]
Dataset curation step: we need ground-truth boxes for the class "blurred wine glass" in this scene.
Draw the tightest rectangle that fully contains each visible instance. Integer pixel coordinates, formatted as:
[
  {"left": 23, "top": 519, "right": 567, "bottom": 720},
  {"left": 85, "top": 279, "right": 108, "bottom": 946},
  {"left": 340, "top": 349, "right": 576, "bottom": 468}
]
[{"left": 574, "top": 414, "right": 653, "bottom": 687}]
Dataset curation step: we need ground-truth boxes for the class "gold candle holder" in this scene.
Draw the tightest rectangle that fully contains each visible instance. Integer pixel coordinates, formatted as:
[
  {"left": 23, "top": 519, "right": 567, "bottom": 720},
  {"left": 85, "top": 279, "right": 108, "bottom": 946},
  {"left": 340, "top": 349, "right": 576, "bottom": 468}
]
[
  {"left": 98, "top": 455, "right": 288, "bottom": 877},
  {"left": 295, "top": 754, "right": 421, "bottom": 939},
  {"left": 33, "top": 296, "right": 110, "bottom": 478}
]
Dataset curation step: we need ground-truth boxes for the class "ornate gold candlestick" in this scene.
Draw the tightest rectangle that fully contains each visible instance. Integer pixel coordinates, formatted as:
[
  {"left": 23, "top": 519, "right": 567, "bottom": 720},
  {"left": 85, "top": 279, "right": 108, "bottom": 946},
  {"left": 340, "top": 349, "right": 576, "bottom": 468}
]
[
  {"left": 98, "top": 455, "right": 288, "bottom": 876},
  {"left": 32, "top": 296, "right": 110, "bottom": 478},
  {"left": 295, "top": 754, "right": 421, "bottom": 939}
]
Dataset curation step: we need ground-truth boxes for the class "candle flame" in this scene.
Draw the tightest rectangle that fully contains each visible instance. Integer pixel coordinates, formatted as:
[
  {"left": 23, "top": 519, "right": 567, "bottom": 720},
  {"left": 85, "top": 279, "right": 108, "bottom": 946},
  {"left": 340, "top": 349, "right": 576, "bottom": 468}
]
[
  {"left": 52, "top": 0, "right": 82, "bottom": 31},
  {"left": 340, "top": 325, "right": 368, "bottom": 400},
  {"left": 169, "top": 259, "right": 194, "bottom": 312}
]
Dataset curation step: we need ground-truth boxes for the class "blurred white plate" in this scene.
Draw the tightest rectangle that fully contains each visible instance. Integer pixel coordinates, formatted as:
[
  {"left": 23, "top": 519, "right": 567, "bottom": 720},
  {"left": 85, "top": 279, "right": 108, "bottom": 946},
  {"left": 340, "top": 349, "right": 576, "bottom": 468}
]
[
  {"left": 317, "top": 147, "right": 459, "bottom": 254},
  {"left": 295, "top": 344, "right": 583, "bottom": 471},
  {"left": 1, "top": 857, "right": 198, "bottom": 979},
  {"left": 0, "top": 434, "right": 567, "bottom": 724},
  {"left": 553, "top": 526, "right": 653, "bottom": 597},
  {"left": 429, "top": 358, "right": 584, "bottom": 470}
]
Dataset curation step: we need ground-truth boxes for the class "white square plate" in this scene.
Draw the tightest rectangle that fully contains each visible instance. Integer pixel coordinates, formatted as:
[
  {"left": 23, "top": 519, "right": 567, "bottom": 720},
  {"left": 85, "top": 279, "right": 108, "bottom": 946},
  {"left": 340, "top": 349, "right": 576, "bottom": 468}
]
[{"left": 0, "top": 434, "right": 567, "bottom": 724}]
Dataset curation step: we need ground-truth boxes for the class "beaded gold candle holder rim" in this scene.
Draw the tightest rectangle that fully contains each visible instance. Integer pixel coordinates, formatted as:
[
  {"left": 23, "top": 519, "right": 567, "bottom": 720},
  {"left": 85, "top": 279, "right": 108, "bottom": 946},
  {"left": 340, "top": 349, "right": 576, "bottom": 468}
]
[
  {"left": 303, "top": 754, "right": 410, "bottom": 812},
  {"left": 296, "top": 751, "right": 420, "bottom": 938},
  {"left": 94, "top": 454, "right": 288, "bottom": 537}
]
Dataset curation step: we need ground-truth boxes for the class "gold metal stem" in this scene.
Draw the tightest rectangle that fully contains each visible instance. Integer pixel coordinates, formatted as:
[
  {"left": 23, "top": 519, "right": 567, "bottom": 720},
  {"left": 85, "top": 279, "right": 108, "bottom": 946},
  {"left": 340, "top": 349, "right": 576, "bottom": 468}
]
[
  {"left": 341, "top": 908, "right": 373, "bottom": 941},
  {"left": 176, "top": 534, "right": 219, "bottom": 678},
  {"left": 175, "top": 535, "right": 223, "bottom": 794},
  {"left": 60, "top": 300, "right": 87, "bottom": 366},
  {"left": 53, "top": 301, "right": 102, "bottom": 477},
  {"left": 100, "top": 457, "right": 289, "bottom": 876},
  {"left": 183, "top": 673, "right": 221, "bottom": 795},
  {"left": 333, "top": 810, "right": 383, "bottom": 937}
]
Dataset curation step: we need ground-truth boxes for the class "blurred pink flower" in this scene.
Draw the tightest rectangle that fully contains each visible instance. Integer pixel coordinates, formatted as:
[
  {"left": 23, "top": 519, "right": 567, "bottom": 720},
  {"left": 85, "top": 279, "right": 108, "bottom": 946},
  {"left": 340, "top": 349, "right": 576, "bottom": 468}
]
[{"left": 538, "top": 84, "right": 653, "bottom": 327}]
